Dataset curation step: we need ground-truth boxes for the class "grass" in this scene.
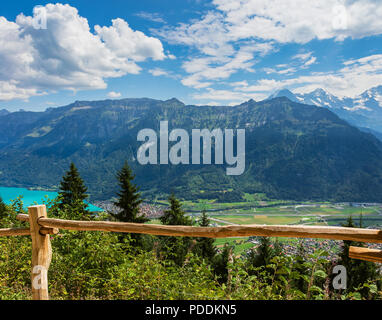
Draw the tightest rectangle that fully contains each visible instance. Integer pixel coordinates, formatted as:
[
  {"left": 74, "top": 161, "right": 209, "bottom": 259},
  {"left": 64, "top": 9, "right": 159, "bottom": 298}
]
[{"left": 214, "top": 237, "right": 254, "bottom": 255}]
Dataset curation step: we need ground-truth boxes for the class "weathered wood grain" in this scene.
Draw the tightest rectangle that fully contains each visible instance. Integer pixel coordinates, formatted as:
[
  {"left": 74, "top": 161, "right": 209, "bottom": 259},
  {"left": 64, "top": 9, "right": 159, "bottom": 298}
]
[
  {"left": 35, "top": 217, "right": 382, "bottom": 243},
  {"left": 0, "top": 227, "right": 31, "bottom": 236},
  {"left": 29, "top": 205, "right": 52, "bottom": 300},
  {"left": 349, "top": 246, "right": 382, "bottom": 263},
  {"left": 16, "top": 214, "right": 59, "bottom": 235}
]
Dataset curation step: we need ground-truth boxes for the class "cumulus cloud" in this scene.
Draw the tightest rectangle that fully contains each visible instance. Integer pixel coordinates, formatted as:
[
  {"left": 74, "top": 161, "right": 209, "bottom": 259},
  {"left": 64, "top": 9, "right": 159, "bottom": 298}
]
[
  {"left": 108, "top": 91, "right": 122, "bottom": 98},
  {"left": 213, "top": 0, "right": 382, "bottom": 43},
  {"left": 95, "top": 18, "right": 166, "bottom": 62},
  {"left": 0, "top": 3, "right": 167, "bottom": 101}
]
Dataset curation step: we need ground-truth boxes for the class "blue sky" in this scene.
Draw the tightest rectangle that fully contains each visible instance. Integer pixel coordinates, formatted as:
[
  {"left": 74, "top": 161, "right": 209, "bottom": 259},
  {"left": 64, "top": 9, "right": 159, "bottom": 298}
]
[{"left": 1, "top": 0, "right": 382, "bottom": 111}]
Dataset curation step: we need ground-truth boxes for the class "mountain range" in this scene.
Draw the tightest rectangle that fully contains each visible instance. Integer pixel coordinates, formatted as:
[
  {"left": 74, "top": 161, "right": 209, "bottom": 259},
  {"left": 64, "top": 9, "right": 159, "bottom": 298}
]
[
  {"left": 1, "top": 96, "right": 382, "bottom": 202},
  {"left": 0, "top": 109, "right": 9, "bottom": 117},
  {"left": 268, "top": 86, "right": 382, "bottom": 137}
]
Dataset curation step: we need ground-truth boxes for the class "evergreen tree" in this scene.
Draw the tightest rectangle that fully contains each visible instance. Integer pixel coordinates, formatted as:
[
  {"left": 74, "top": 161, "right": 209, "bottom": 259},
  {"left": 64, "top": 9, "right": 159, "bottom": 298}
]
[
  {"left": 273, "top": 238, "right": 283, "bottom": 256},
  {"left": 292, "top": 241, "right": 309, "bottom": 292},
  {"left": 338, "top": 216, "right": 378, "bottom": 296},
  {"left": 160, "top": 194, "right": 191, "bottom": 226},
  {"left": 159, "top": 194, "right": 192, "bottom": 266},
  {"left": 195, "top": 210, "right": 216, "bottom": 262},
  {"left": 110, "top": 162, "right": 150, "bottom": 249},
  {"left": 58, "top": 162, "right": 89, "bottom": 216},
  {"left": 212, "top": 244, "right": 232, "bottom": 283},
  {"left": 359, "top": 213, "right": 363, "bottom": 228},
  {"left": 250, "top": 236, "right": 276, "bottom": 268},
  {"left": 111, "top": 162, "right": 148, "bottom": 224}
]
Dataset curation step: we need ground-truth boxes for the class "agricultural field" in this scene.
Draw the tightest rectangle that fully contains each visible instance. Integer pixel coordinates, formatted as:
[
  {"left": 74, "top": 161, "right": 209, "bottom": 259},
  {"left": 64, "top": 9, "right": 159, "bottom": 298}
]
[
  {"left": 209, "top": 215, "right": 302, "bottom": 225},
  {"left": 146, "top": 198, "right": 382, "bottom": 256},
  {"left": 148, "top": 198, "right": 382, "bottom": 256},
  {"left": 152, "top": 197, "right": 382, "bottom": 228}
]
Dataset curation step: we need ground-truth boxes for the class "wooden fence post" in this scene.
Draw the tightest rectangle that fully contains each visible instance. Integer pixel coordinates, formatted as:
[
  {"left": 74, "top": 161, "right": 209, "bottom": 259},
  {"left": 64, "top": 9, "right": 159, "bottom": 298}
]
[{"left": 28, "top": 205, "right": 52, "bottom": 300}]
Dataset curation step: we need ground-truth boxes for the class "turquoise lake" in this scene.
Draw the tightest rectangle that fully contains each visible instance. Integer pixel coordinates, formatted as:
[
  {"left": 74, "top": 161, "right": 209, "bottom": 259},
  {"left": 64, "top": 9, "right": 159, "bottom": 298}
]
[{"left": 0, "top": 186, "right": 102, "bottom": 212}]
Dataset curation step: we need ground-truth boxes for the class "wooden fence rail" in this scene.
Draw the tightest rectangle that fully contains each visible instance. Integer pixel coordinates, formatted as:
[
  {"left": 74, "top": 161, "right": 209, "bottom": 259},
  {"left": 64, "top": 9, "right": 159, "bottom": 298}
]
[
  {"left": 349, "top": 246, "right": 382, "bottom": 263},
  {"left": 0, "top": 205, "right": 382, "bottom": 300}
]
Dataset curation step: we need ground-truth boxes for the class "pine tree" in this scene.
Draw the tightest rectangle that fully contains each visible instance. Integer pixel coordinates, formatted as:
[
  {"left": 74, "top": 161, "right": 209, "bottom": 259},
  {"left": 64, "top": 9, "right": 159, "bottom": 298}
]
[
  {"left": 293, "top": 240, "right": 309, "bottom": 292},
  {"left": 338, "top": 216, "right": 378, "bottom": 296},
  {"left": 159, "top": 194, "right": 192, "bottom": 265},
  {"left": 58, "top": 162, "right": 89, "bottom": 217},
  {"left": 273, "top": 238, "right": 283, "bottom": 256},
  {"left": 212, "top": 244, "right": 232, "bottom": 283},
  {"left": 110, "top": 162, "right": 150, "bottom": 248},
  {"left": 195, "top": 210, "right": 216, "bottom": 262},
  {"left": 359, "top": 213, "right": 363, "bottom": 228},
  {"left": 248, "top": 236, "right": 275, "bottom": 268},
  {"left": 111, "top": 161, "right": 148, "bottom": 224},
  {"left": 160, "top": 194, "right": 191, "bottom": 226}
]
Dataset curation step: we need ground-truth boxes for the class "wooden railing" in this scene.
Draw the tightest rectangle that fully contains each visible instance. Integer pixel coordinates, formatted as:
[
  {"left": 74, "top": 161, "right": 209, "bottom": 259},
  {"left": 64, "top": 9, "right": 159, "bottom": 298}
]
[{"left": 1, "top": 204, "right": 382, "bottom": 300}]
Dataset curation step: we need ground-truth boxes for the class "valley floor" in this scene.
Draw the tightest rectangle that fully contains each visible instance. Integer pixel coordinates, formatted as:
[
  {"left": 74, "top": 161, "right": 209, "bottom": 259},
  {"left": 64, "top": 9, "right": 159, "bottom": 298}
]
[{"left": 147, "top": 199, "right": 382, "bottom": 257}]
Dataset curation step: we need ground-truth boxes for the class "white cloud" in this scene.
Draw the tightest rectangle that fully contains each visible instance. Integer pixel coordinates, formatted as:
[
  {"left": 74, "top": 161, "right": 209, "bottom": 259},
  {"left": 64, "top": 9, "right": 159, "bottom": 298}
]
[
  {"left": 149, "top": 68, "right": 170, "bottom": 77},
  {"left": 95, "top": 18, "right": 166, "bottom": 62},
  {"left": 193, "top": 87, "right": 267, "bottom": 102},
  {"left": 292, "top": 52, "right": 313, "bottom": 61},
  {"left": 292, "top": 51, "right": 317, "bottom": 68},
  {"left": 0, "top": 4, "right": 167, "bottom": 101},
  {"left": 304, "top": 57, "right": 317, "bottom": 67},
  {"left": 157, "top": 0, "right": 382, "bottom": 89},
  {"left": 180, "top": 43, "right": 271, "bottom": 88},
  {"left": 108, "top": 91, "right": 121, "bottom": 98},
  {"left": 213, "top": 0, "right": 382, "bottom": 43},
  {"left": 191, "top": 53, "right": 382, "bottom": 105},
  {"left": 234, "top": 54, "right": 382, "bottom": 98},
  {"left": 135, "top": 12, "right": 165, "bottom": 23},
  {"left": 263, "top": 51, "right": 317, "bottom": 76},
  {"left": 228, "top": 80, "right": 248, "bottom": 87},
  {"left": 0, "top": 80, "right": 44, "bottom": 101}
]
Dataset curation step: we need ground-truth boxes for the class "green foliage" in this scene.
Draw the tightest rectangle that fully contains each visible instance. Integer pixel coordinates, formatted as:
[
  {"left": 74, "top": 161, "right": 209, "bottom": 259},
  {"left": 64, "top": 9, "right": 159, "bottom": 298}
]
[
  {"left": 291, "top": 241, "right": 309, "bottom": 292},
  {"left": 110, "top": 161, "right": 148, "bottom": 224},
  {"left": 212, "top": 245, "right": 232, "bottom": 284},
  {"left": 273, "top": 238, "right": 283, "bottom": 256},
  {"left": 160, "top": 194, "right": 191, "bottom": 226},
  {"left": 109, "top": 161, "right": 150, "bottom": 248},
  {"left": 159, "top": 194, "right": 192, "bottom": 266},
  {"left": 58, "top": 162, "right": 89, "bottom": 217},
  {"left": 0, "top": 196, "right": 8, "bottom": 222},
  {"left": 0, "top": 200, "right": 381, "bottom": 300},
  {"left": 194, "top": 210, "right": 216, "bottom": 262},
  {"left": 338, "top": 216, "right": 380, "bottom": 295},
  {"left": 247, "top": 237, "right": 276, "bottom": 269}
]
